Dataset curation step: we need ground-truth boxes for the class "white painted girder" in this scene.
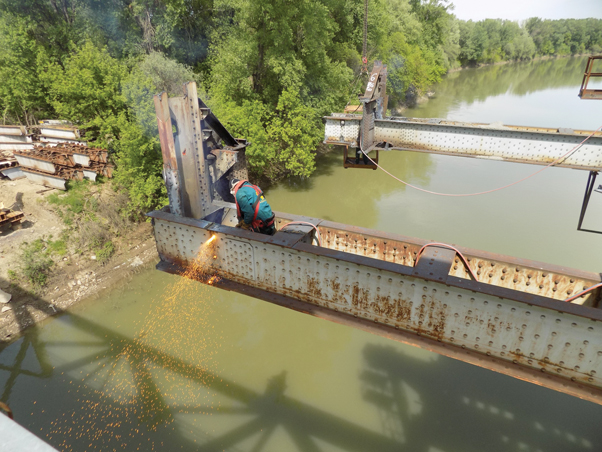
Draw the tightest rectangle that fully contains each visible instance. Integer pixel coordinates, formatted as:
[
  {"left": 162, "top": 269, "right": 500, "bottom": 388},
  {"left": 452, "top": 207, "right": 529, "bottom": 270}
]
[{"left": 324, "top": 115, "right": 602, "bottom": 171}]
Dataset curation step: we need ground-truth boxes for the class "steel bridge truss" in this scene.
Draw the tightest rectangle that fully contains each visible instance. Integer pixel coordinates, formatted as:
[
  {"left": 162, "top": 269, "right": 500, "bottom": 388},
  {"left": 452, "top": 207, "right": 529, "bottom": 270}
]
[
  {"left": 150, "top": 82, "right": 602, "bottom": 406},
  {"left": 323, "top": 113, "right": 602, "bottom": 231}
]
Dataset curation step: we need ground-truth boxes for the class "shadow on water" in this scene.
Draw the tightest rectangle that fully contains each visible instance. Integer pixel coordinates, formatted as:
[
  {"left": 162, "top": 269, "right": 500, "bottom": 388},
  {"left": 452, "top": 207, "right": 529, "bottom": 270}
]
[
  {"left": 0, "top": 276, "right": 402, "bottom": 451},
  {"left": 2, "top": 275, "right": 602, "bottom": 451},
  {"left": 360, "top": 343, "right": 602, "bottom": 452}
]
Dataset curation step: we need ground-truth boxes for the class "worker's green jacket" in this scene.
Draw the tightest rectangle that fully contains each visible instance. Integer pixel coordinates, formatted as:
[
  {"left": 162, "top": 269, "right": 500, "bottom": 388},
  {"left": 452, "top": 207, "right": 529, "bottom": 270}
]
[{"left": 235, "top": 182, "right": 274, "bottom": 226}]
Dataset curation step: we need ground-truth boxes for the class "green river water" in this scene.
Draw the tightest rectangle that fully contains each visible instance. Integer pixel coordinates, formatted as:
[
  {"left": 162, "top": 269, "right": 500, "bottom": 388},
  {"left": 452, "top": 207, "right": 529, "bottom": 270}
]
[{"left": 2, "top": 56, "right": 602, "bottom": 452}]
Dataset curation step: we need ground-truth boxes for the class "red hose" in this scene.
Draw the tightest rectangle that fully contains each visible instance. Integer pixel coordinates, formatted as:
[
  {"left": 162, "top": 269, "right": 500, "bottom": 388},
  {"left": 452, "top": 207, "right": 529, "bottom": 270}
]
[
  {"left": 415, "top": 242, "right": 479, "bottom": 281},
  {"left": 280, "top": 221, "right": 323, "bottom": 246},
  {"left": 565, "top": 282, "right": 602, "bottom": 303}
]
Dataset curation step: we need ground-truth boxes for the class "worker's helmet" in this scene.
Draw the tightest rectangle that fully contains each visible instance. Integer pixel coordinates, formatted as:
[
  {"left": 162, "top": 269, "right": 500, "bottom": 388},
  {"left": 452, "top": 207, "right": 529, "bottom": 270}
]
[{"left": 229, "top": 178, "right": 241, "bottom": 195}]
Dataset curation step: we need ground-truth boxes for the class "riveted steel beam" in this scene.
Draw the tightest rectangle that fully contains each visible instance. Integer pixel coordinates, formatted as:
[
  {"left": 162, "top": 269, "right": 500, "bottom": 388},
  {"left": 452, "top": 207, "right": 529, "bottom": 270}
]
[
  {"left": 324, "top": 115, "right": 602, "bottom": 171},
  {"left": 148, "top": 206, "right": 602, "bottom": 405}
]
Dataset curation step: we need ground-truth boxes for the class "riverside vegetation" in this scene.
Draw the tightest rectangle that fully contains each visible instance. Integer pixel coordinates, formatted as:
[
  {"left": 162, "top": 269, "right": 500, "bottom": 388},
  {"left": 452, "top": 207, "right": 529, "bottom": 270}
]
[{"left": 1, "top": 1, "right": 601, "bottom": 291}]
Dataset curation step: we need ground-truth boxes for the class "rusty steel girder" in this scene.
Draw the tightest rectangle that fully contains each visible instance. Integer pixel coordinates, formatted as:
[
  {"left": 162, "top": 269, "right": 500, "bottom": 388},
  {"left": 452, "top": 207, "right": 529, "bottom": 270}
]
[
  {"left": 153, "top": 83, "right": 248, "bottom": 217},
  {"left": 579, "top": 55, "right": 602, "bottom": 100},
  {"left": 150, "top": 82, "right": 602, "bottom": 406},
  {"left": 149, "top": 207, "right": 602, "bottom": 405}
]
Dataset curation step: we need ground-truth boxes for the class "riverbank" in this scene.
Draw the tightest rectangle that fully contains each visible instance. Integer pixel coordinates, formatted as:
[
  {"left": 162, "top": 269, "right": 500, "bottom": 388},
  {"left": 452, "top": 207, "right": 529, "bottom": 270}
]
[
  {"left": 447, "top": 53, "right": 591, "bottom": 73},
  {"left": 0, "top": 177, "right": 158, "bottom": 343}
]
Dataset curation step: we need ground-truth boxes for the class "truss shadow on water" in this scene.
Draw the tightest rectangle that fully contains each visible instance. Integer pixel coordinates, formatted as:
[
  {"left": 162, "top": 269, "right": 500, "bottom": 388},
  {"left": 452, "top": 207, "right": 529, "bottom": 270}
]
[
  {"left": 361, "top": 343, "right": 602, "bottom": 452},
  {"left": 0, "top": 277, "right": 402, "bottom": 452}
]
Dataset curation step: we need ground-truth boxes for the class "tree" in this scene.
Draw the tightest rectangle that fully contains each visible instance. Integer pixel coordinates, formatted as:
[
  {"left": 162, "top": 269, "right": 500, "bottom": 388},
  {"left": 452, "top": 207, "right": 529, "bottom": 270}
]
[
  {"left": 208, "top": 0, "right": 353, "bottom": 180},
  {"left": 0, "top": 16, "right": 52, "bottom": 124}
]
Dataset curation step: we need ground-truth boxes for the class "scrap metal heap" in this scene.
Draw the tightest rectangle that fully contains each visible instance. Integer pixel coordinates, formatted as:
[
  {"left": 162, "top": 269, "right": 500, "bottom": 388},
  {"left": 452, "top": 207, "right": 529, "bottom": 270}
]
[
  {"left": 0, "top": 122, "right": 114, "bottom": 188},
  {"left": 11, "top": 143, "right": 113, "bottom": 190}
]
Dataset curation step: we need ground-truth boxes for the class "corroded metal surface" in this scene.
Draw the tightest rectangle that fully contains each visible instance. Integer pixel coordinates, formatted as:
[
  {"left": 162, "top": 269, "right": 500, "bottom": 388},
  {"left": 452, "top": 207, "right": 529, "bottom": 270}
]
[
  {"left": 324, "top": 115, "right": 602, "bottom": 170},
  {"left": 154, "top": 83, "right": 249, "bottom": 218},
  {"left": 14, "top": 145, "right": 113, "bottom": 185},
  {"left": 154, "top": 92, "right": 183, "bottom": 217},
  {"left": 579, "top": 55, "right": 602, "bottom": 100},
  {"left": 149, "top": 209, "right": 602, "bottom": 405},
  {"left": 0, "top": 209, "right": 24, "bottom": 230}
]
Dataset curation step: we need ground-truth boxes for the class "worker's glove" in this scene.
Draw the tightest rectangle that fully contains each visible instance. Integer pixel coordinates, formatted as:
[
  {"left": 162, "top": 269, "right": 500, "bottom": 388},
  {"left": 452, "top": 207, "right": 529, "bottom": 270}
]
[{"left": 236, "top": 220, "right": 251, "bottom": 230}]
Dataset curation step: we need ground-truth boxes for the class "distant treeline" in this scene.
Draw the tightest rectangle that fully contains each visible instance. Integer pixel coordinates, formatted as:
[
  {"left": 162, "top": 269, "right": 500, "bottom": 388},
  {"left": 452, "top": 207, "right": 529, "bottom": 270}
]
[
  {"left": 0, "top": 0, "right": 600, "bottom": 214},
  {"left": 456, "top": 18, "right": 602, "bottom": 66}
]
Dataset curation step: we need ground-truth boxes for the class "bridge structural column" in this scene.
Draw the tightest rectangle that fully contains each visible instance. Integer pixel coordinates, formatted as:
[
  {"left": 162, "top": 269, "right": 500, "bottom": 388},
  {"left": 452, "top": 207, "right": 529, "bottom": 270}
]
[{"left": 154, "top": 83, "right": 215, "bottom": 219}]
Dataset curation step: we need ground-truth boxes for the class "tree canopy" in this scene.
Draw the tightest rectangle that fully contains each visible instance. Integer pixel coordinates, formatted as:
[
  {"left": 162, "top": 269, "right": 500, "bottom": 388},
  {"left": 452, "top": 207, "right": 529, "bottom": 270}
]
[{"left": 0, "top": 0, "right": 600, "bottom": 214}]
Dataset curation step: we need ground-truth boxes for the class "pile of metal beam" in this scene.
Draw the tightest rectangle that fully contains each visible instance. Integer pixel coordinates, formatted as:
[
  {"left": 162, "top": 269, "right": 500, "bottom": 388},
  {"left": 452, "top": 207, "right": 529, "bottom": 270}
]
[
  {"left": 0, "top": 122, "right": 90, "bottom": 183},
  {"left": 11, "top": 144, "right": 113, "bottom": 189},
  {"left": 0, "top": 150, "right": 20, "bottom": 180},
  {"left": 0, "top": 208, "right": 24, "bottom": 232}
]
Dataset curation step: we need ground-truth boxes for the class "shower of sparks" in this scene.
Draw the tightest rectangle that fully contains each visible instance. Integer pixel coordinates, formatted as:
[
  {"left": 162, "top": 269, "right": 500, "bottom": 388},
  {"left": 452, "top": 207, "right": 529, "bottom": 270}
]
[{"left": 46, "top": 236, "right": 225, "bottom": 451}]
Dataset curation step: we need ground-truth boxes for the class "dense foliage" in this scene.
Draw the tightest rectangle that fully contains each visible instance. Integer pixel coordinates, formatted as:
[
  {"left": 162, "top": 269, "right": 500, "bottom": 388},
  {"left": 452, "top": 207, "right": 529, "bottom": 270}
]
[{"left": 0, "top": 0, "right": 600, "bottom": 214}]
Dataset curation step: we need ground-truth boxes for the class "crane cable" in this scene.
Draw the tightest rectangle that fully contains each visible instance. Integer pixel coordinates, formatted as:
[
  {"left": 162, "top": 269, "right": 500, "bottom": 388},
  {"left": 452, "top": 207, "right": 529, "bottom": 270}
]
[
  {"left": 359, "top": 124, "right": 602, "bottom": 197},
  {"left": 362, "top": 0, "right": 368, "bottom": 73}
]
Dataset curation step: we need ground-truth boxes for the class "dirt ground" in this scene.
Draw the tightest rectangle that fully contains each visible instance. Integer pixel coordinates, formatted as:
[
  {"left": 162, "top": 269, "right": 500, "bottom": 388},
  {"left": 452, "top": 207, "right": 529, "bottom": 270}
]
[{"left": 0, "top": 177, "right": 159, "bottom": 343}]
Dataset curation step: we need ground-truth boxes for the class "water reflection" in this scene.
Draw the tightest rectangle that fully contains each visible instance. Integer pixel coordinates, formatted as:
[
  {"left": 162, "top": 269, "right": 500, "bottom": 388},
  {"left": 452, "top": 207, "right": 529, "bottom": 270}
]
[
  {"left": 410, "top": 56, "right": 599, "bottom": 120},
  {"left": 266, "top": 150, "right": 435, "bottom": 229}
]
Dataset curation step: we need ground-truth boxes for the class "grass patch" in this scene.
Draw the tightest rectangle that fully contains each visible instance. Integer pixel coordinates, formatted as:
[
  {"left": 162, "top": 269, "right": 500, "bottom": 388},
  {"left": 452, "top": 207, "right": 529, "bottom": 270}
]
[
  {"left": 43, "top": 181, "right": 132, "bottom": 269},
  {"left": 12, "top": 236, "right": 74, "bottom": 289},
  {"left": 7, "top": 269, "right": 18, "bottom": 282},
  {"left": 94, "top": 240, "right": 115, "bottom": 265},
  {"left": 21, "top": 239, "right": 54, "bottom": 288},
  {"left": 47, "top": 180, "right": 95, "bottom": 225},
  {"left": 47, "top": 239, "right": 68, "bottom": 256}
]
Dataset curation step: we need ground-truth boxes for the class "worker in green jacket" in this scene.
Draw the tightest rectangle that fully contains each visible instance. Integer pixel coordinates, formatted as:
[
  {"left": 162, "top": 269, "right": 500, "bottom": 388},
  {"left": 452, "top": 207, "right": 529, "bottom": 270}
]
[{"left": 229, "top": 179, "right": 276, "bottom": 235}]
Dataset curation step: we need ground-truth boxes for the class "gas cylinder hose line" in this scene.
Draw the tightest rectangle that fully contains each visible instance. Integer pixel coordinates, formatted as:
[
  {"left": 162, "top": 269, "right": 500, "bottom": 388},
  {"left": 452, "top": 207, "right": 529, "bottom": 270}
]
[
  {"left": 414, "top": 242, "right": 601, "bottom": 303},
  {"left": 564, "top": 282, "right": 602, "bottom": 303},
  {"left": 359, "top": 123, "right": 602, "bottom": 197},
  {"left": 414, "top": 242, "right": 479, "bottom": 281},
  {"left": 279, "top": 221, "right": 323, "bottom": 246}
]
